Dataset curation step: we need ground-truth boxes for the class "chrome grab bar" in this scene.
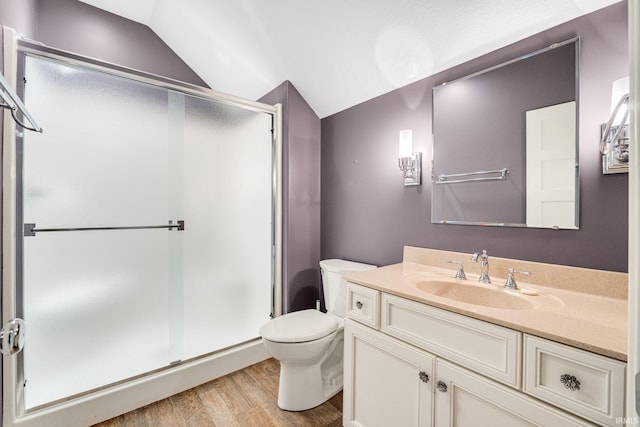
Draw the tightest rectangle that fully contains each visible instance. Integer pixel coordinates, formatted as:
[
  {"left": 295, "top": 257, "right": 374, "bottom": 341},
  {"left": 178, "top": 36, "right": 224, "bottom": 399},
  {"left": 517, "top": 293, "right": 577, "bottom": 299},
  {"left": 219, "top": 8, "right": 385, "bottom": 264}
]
[
  {"left": 436, "top": 168, "right": 509, "bottom": 184},
  {"left": 24, "top": 220, "right": 184, "bottom": 237}
]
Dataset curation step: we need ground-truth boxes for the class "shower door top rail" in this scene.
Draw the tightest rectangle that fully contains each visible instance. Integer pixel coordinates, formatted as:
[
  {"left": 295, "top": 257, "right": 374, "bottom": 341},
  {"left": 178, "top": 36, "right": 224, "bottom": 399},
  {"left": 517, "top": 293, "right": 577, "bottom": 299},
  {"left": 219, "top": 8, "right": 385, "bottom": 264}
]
[
  {"left": 24, "top": 220, "right": 185, "bottom": 237},
  {"left": 17, "top": 39, "right": 277, "bottom": 116}
]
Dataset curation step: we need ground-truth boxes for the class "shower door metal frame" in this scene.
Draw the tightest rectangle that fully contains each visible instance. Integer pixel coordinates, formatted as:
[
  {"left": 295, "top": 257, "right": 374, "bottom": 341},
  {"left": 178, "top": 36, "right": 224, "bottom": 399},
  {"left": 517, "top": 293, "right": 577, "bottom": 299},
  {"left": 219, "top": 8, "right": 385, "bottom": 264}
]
[{"left": 1, "top": 27, "right": 283, "bottom": 426}]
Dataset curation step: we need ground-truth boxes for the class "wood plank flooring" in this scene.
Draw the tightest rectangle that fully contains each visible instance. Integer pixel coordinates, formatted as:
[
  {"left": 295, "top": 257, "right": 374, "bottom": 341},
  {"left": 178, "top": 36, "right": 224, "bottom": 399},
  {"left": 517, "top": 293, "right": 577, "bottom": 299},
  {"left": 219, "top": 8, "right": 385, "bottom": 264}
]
[{"left": 92, "top": 358, "right": 343, "bottom": 427}]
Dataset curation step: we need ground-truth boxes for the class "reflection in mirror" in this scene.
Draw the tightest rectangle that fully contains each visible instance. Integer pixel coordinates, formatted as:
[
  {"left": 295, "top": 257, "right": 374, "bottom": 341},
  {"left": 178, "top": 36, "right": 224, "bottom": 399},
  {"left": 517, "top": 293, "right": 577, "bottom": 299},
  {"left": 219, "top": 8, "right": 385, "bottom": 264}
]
[{"left": 431, "top": 38, "right": 579, "bottom": 229}]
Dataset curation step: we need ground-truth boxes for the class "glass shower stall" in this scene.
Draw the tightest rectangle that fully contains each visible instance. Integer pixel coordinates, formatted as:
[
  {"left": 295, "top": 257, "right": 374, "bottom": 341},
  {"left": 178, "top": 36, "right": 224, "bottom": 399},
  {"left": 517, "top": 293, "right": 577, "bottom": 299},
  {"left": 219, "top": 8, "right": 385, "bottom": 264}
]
[{"left": 2, "top": 33, "right": 281, "bottom": 426}]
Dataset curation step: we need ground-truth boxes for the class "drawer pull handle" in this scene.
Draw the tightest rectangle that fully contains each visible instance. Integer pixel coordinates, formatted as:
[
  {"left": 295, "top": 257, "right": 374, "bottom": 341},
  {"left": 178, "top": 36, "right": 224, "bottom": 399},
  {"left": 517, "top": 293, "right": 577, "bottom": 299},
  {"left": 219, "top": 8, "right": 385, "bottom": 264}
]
[
  {"left": 437, "top": 380, "right": 448, "bottom": 392},
  {"left": 356, "top": 301, "right": 363, "bottom": 309},
  {"left": 560, "top": 374, "right": 581, "bottom": 391},
  {"left": 419, "top": 371, "right": 429, "bottom": 384}
]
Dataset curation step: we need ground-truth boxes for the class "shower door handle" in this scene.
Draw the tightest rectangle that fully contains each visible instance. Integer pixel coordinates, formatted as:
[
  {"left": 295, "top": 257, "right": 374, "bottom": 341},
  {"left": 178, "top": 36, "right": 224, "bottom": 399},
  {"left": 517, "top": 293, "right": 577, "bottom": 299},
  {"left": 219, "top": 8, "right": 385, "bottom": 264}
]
[
  {"left": 0, "top": 318, "right": 25, "bottom": 355},
  {"left": 24, "top": 220, "right": 185, "bottom": 237}
]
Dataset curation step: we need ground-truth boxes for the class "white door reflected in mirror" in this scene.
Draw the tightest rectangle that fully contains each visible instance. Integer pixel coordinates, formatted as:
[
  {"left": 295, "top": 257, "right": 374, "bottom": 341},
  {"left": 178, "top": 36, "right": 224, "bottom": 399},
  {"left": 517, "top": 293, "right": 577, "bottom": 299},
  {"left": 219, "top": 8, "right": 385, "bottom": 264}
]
[{"left": 525, "top": 101, "right": 577, "bottom": 229}]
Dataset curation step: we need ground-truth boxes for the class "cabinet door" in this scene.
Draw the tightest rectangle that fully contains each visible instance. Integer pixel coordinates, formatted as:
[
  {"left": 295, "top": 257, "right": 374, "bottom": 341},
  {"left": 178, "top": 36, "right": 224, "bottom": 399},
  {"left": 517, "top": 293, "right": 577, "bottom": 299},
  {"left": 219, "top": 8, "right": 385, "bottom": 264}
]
[
  {"left": 435, "top": 360, "right": 596, "bottom": 427},
  {"left": 344, "top": 320, "right": 434, "bottom": 427}
]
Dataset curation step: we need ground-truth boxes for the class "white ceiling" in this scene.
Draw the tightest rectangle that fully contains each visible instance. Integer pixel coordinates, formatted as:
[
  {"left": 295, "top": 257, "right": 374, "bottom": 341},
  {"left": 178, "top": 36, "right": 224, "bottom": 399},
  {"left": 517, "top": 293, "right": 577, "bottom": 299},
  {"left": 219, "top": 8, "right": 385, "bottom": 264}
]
[{"left": 78, "top": 0, "right": 621, "bottom": 118}]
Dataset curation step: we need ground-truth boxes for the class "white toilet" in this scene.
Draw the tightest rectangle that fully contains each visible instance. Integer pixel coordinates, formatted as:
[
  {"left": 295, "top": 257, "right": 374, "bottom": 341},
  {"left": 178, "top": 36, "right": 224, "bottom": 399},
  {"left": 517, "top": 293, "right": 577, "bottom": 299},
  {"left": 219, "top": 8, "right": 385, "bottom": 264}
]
[{"left": 259, "top": 259, "right": 376, "bottom": 411}]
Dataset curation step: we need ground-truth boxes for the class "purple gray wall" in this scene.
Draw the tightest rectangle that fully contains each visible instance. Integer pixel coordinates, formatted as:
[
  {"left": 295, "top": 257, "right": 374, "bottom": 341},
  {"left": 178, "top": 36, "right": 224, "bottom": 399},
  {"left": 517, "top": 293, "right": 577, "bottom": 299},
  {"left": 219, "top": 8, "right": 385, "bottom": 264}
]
[
  {"left": 0, "top": 0, "right": 37, "bottom": 39},
  {"left": 0, "top": 0, "right": 206, "bottom": 86},
  {"left": 260, "top": 81, "right": 322, "bottom": 313},
  {"left": 321, "top": 1, "right": 629, "bottom": 272}
]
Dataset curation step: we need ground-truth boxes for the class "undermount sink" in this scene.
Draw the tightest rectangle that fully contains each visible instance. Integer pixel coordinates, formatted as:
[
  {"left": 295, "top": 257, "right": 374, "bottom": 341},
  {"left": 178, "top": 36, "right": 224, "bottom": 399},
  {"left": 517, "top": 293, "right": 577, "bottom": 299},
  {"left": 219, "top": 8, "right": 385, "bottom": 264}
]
[{"left": 414, "top": 280, "right": 535, "bottom": 310}]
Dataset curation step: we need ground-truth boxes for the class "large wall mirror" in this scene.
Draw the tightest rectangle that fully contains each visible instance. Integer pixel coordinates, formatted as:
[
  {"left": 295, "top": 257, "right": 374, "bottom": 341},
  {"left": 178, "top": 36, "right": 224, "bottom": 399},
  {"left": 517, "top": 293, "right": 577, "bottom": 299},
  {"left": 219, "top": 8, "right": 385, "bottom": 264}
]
[{"left": 431, "top": 38, "right": 579, "bottom": 229}]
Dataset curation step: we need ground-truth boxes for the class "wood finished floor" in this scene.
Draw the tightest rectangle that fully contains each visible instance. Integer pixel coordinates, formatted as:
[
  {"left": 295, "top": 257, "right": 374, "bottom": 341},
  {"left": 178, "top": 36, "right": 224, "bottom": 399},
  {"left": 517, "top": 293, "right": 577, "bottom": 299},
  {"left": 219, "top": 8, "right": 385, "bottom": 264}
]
[{"left": 92, "top": 358, "right": 343, "bottom": 427}]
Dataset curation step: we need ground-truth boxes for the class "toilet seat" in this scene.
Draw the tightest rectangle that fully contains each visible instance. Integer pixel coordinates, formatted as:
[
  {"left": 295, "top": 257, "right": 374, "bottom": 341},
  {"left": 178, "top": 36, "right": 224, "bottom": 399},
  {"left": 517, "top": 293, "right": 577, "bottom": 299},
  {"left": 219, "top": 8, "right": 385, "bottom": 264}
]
[{"left": 260, "top": 309, "right": 338, "bottom": 343}]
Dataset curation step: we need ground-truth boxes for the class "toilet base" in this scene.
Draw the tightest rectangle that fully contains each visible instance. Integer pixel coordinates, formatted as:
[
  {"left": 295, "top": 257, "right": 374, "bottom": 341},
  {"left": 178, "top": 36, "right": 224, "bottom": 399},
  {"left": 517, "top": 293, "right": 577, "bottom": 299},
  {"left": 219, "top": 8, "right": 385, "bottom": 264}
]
[
  {"left": 275, "top": 332, "right": 344, "bottom": 411},
  {"left": 277, "top": 361, "right": 343, "bottom": 411}
]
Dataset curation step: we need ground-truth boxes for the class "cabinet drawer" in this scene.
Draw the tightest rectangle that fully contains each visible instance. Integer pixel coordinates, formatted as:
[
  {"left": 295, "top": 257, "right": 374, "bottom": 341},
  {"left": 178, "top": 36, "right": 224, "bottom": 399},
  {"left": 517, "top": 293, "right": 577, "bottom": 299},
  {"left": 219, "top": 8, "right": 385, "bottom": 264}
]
[
  {"left": 381, "top": 293, "right": 522, "bottom": 388},
  {"left": 523, "top": 335, "right": 625, "bottom": 427},
  {"left": 346, "top": 283, "right": 380, "bottom": 329}
]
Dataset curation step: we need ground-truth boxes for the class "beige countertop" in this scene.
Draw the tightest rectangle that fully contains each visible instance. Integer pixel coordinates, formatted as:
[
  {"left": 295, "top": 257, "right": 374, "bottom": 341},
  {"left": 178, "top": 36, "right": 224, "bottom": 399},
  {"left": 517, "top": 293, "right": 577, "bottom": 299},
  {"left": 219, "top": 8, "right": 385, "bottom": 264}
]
[{"left": 344, "top": 248, "right": 628, "bottom": 362}]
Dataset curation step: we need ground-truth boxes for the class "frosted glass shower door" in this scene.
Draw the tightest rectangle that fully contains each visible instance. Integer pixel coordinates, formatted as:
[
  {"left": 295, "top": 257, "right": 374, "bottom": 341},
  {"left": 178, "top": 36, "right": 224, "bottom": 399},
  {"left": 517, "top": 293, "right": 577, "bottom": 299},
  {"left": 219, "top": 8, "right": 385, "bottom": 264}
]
[
  {"left": 17, "top": 52, "right": 275, "bottom": 411},
  {"left": 180, "top": 95, "right": 273, "bottom": 359},
  {"left": 21, "top": 56, "right": 174, "bottom": 408}
]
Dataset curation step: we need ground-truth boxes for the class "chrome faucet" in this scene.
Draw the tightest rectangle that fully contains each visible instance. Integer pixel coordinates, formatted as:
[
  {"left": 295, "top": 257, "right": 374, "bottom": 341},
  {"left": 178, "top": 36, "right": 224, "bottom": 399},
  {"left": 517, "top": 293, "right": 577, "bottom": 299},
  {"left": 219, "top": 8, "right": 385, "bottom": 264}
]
[{"left": 470, "top": 250, "right": 491, "bottom": 283}]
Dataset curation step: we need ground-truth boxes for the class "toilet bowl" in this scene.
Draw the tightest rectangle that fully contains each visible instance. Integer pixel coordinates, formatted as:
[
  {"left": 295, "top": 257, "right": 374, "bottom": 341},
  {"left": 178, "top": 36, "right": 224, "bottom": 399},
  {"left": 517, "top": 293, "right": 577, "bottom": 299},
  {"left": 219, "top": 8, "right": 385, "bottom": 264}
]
[{"left": 259, "top": 259, "right": 376, "bottom": 411}]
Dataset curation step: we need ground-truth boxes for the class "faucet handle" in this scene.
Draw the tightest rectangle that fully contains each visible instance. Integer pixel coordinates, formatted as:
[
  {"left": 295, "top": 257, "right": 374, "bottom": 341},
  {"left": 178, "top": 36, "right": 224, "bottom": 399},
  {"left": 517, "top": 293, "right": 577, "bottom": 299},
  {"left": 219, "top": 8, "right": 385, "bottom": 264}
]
[
  {"left": 446, "top": 260, "right": 466, "bottom": 280},
  {"left": 504, "top": 268, "right": 531, "bottom": 290}
]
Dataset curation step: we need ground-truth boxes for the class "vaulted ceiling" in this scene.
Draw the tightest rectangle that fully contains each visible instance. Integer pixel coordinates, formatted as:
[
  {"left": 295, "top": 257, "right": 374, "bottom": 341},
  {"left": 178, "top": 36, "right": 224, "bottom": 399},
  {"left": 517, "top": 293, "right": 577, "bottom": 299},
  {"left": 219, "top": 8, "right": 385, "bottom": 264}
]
[{"left": 78, "top": 0, "right": 621, "bottom": 118}]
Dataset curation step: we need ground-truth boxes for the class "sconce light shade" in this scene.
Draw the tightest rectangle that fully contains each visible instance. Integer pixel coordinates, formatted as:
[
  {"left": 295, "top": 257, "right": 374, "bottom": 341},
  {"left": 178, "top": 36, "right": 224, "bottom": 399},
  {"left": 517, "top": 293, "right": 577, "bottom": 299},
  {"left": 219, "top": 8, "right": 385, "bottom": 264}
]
[
  {"left": 399, "top": 129, "right": 413, "bottom": 158},
  {"left": 397, "top": 129, "right": 421, "bottom": 186},
  {"left": 600, "top": 76, "right": 630, "bottom": 174},
  {"left": 610, "top": 77, "right": 629, "bottom": 125}
]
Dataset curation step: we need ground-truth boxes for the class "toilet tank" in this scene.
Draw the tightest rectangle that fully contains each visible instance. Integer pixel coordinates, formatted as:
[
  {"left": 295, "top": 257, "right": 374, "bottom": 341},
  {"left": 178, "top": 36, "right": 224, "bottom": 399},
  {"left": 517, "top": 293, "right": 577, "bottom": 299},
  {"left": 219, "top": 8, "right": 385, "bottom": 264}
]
[{"left": 320, "top": 259, "right": 377, "bottom": 318}]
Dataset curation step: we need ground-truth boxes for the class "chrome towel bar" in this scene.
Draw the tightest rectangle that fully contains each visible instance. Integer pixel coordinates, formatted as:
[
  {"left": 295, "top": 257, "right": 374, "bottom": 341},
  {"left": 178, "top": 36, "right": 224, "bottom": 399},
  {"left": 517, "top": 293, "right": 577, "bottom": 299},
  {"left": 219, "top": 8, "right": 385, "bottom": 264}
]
[{"left": 436, "top": 168, "right": 509, "bottom": 184}]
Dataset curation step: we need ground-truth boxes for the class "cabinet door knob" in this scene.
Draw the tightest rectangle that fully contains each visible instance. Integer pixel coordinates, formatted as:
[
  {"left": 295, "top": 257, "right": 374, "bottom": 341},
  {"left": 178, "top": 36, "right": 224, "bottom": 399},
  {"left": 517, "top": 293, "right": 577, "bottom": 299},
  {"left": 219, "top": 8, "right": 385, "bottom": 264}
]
[
  {"left": 419, "top": 371, "right": 429, "bottom": 384},
  {"left": 560, "top": 374, "right": 581, "bottom": 391},
  {"left": 356, "top": 301, "right": 363, "bottom": 309},
  {"left": 437, "top": 380, "right": 448, "bottom": 392}
]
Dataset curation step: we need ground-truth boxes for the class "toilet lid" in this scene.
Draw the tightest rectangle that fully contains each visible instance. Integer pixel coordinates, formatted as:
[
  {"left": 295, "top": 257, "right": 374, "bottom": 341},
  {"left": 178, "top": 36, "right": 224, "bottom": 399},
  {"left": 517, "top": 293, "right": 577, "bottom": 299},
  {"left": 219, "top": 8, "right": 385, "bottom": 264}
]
[{"left": 260, "top": 309, "right": 339, "bottom": 343}]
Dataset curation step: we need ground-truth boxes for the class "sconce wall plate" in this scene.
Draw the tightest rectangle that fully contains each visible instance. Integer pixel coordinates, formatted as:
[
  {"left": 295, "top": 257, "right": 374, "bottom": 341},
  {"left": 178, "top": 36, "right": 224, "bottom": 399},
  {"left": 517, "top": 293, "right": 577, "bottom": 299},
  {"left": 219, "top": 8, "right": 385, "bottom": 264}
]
[
  {"left": 601, "top": 123, "right": 629, "bottom": 174},
  {"left": 398, "top": 152, "right": 422, "bottom": 186}
]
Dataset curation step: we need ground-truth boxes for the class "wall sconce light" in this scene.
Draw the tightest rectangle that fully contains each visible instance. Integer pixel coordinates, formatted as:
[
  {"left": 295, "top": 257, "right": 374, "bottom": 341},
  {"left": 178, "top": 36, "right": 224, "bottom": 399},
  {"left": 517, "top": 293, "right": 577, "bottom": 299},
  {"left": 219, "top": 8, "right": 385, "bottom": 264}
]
[
  {"left": 600, "top": 76, "right": 629, "bottom": 174},
  {"left": 398, "top": 129, "right": 421, "bottom": 186}
]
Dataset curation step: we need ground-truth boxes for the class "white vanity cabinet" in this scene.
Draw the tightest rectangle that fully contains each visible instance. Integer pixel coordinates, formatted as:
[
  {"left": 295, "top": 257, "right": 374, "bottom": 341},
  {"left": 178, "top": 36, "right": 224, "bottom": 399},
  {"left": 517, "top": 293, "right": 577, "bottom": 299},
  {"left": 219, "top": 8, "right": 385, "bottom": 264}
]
[{"left": 343, "top": 282, "right": 613, "bottom": 427}]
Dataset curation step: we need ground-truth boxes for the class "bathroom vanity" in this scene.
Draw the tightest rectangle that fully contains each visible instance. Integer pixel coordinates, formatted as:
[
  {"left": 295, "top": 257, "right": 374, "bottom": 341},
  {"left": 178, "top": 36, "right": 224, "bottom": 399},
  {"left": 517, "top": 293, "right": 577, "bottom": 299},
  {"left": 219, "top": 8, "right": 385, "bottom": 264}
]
[{"left": 342, "top": 247, "right": 627, "bottom": 427}]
